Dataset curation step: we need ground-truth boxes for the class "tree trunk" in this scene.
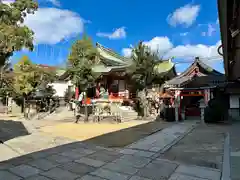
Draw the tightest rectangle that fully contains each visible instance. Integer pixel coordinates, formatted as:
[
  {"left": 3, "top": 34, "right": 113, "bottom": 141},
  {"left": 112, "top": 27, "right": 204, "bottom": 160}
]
[
  {"left": 143, "top": 75, "right": 149, "bottom": 118},
  {"left": 23, "top": 97, "right": 26, "bottom": 118},
  {"left": 84, "top": 92, "right": 88, "bottom": 122}
]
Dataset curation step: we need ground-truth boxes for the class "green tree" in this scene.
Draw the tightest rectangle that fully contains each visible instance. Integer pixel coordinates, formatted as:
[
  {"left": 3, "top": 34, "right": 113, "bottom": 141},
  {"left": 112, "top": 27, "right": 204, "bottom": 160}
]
[
  {"left": 0, "top": 0, "right": 38, "bottom": 67},
  {"left": 0, "top": 60, "right": 14, "bottom": 104},
  {"left": 13, "top": 55, "right": 56, "bottom": 117},
  {"left": 67, "top": 35, "right": 99, "bottom": 121},
  {"left": 14, "top": 56, "right": 56, "bottom": 95},
  {"left": 127, "top": 42, "right": 161, "bottom": 117}
]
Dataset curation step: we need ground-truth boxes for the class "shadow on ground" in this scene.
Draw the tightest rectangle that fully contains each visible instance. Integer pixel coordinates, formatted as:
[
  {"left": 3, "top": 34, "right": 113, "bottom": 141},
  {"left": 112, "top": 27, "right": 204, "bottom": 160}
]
[
  {"left": 0, "top": 119, "right": 229, "bottom": 179},
  {"left": 0, "top": 119, "right": 30, "bottom": 143},
  {"left": 84, "top": 120, "right": 173, "bottom": 148},
  {"left": 0, "top": 119, "right": 174, "bottom": 179}
]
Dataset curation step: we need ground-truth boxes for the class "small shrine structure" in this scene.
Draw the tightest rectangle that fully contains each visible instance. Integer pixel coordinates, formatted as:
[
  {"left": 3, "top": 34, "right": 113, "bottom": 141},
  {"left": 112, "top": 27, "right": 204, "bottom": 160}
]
[{"left": 163, "top": 57, "right": 225, "bottom": 120}]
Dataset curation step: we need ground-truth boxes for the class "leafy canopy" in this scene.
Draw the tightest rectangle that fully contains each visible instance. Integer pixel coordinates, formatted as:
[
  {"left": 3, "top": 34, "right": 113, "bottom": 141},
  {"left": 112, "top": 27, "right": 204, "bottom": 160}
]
[
  {"left": 127, "top": 42, "right": 161, "bottom": 90},
  {"left": 0, "top": 0, "right": 38, "bottom": 66},
  {"left": 13, "top": 55, "right": 56, "bottom": 95},
  {"left": 67, "top": 35, "right": 99, "bottom": 91}
]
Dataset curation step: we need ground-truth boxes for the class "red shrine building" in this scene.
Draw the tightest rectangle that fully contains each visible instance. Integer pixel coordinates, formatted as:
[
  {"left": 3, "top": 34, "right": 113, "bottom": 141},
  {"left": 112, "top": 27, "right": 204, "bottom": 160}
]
[{"left": 163, "top": 57, "right": 225, "bottom": 119}]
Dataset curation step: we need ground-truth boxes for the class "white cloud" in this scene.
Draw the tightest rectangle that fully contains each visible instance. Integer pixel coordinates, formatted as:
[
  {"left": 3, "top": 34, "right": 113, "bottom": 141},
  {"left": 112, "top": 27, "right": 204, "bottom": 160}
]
[
  {"left": 180, "top": 32, "right": 188, "bottom": 36},
  {"left": 122, "top": 36, "right": 222, "bottom": 62},
  {"left": 201, "top": 24, "right": 216, "bottom": 37},
  {"left": 201, "top": 32, "right": 206, "bottom": 36},
  {"left": 207, "top": 24, "right": 216, "bottom": 36},
  {"left": 23, "top": 8, "right": 84, "bottom": 44},
  {"left": 167, "top": 4, "right": 200, "bottom": 27},
  {"left": 96, "top": 27, "right": 126, "bottom": 40},
  {"left": 122, "top": 37, "right": 173, "bottom": 57},
  {"left": 144, "top": 37, "right": 173, "bottom": 54},
  {"left": 1, "top": 1, "right": 83, "bottom": 44},
  {"left": 3, "top": 0, "right": 61, "bottom": 6},
  {"left": 2, "top": 0, "right": 14, "bottom": 5},
  {"left": 168, "top": 40, "right": 222, "bottom": 59},
  {"left": 122, "top": 48, "right": 132, "bottom": 57},
  {"left": 47, "top": 0, "right": 61, "bottom": 7}
]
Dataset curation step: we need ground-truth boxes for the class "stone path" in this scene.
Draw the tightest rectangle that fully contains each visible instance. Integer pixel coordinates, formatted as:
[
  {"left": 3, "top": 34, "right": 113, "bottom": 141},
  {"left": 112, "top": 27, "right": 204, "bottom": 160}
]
[
  {"left": 125, "top": 123, "right": 194, "bottom": 153},
  {"left": 0, "top": 122, "right": 221, "bottom": 180},
  {"left": 229, "top": 123, "right": 240, "bottom": 180},
  {"left": 160, "top": 124, "right": 226, "bottom": 170}
]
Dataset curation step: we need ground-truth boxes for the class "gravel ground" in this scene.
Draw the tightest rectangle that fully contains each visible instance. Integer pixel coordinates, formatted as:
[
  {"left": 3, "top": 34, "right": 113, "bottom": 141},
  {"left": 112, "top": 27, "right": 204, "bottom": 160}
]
[{"left": 159, "top": 123, "right": 229, "bottom": 170}]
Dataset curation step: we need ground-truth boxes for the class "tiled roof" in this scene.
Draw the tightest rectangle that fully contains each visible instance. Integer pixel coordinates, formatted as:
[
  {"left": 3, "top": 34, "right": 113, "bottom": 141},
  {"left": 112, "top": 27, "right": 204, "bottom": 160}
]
[
  {"left": 164, "top": 57, "right": 225, "bottom": 87},
  {"left": 96, "top": 43, "right": 131, "bottom": 66},
  {"left": 37, "top": 64, "right": 66, "bottom": 76},
  {"left": 154, "top": 58, "right": 176, "bottom": 75}
]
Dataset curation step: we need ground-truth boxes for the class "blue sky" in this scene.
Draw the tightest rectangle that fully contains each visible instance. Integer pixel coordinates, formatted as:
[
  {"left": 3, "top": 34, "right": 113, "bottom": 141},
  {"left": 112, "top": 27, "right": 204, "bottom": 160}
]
[{"left": 6, "top": 0, "right": 223, "bottom": 73}]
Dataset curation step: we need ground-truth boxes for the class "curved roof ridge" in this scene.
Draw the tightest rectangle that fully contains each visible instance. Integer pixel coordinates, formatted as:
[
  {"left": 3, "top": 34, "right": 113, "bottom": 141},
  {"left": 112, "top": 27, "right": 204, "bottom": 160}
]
[
  {"left": 96, "top": 42, "right": 131, "bottom": 63},
  {"left": 195, "top": 57, "right": 224, "bottom": 75}
]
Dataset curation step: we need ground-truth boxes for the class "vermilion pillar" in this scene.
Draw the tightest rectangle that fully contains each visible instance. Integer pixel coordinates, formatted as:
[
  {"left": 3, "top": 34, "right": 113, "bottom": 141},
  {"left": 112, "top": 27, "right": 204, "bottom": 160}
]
[{"left": 75, "top": 87, "right": 79, "bottom": 99}]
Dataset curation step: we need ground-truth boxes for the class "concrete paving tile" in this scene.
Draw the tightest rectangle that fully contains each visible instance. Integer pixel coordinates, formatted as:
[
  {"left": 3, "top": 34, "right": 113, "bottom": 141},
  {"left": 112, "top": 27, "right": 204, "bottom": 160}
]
[
  {"left": 175, "top": 165, "right": 221, "bottom": 180},
  {"left": 87, "top": 151, "right": 122, "bottom": 163},
  {"left": 70, "top": 147, "right": 96, "bottom": 156},
  {"left": 78, "top": 174, "right": 107, "bottom": 180},
  {"left": 0, "top": 170, "right": 22, "bottom": 180},
  {"left": 102, "top": 162, "right": 139, "bottom": 175},
  {"left": 60, "top": 162, "right": 96, "bottom": 175},
  {"left": 129, "top": 176, "right": 153, "bottom": 180},
  {"left": 40, "top": 167, "right": 80, "bottom": 180},
  {"left": 151, "top": 159, "right": 178, "bottom": 166},
  {"left": 30, "top": 150, "right": 57, "bottom": 159},
  {"left": 60, "top": 150, "right": 86, "bottom": 159},
  {"left": 127, "top": 124, "right": 194, "bottom": 153},
  {"left": 0, "top": 162, "right": 15, "bottom": 170},
  {"left": 27, "top": 159, "right": 59, "bottom": 171},
  {"left": 119, "top": 149, "right": 139, "bottom": 155},
  {"left": 137, "top": 159, "right": 177, "bottom": 180},
  {"left": 25, "top": 175, "right": 52, "bottom": 180},
  {"left": 231, "top": 156, "right": 240, "bottom": 179},
  {"left": 168, "top": 173, "right": 209, "bottom": 180},
  {"left": 9, "top": 164, "right": 42, "bottom": 178},
  {"left": 133, "top": 150, "right": 155, "bottom": 158},
  {"left": 45, "top": 154, "right": 73, "bottom": 164},
  {"left": 113, "top": 155, "right": 151, "bottom": 168},
  {"left": 90, "top": 168, "right": 129, "bottom": 180},
  {"left": 8, "top": 156, "right": 34, "bottom": 166},
  {"left": 75, "top": 157, "right": 106, "bottom": 167},
  {"left": 149, "top": 146, "right": 163, "bottom": 152}
]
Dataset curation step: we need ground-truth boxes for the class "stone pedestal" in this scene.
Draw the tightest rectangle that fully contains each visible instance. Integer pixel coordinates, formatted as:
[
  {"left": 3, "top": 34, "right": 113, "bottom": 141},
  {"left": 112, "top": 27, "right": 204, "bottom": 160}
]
[
  {"left": 181, "top": 109, "right": 185, "bottom": 120},
  {"left": 174, "top": 105, "right": 179, "bottom": 122},
  {"left": 199, "top": 99, "right": 206, "bottom": 124},
  {"left": 200, "top": 108, "right": 204, "bottom": 123},
  {"left": 174, "top": 91, "right": 180, "bottom": 122}
]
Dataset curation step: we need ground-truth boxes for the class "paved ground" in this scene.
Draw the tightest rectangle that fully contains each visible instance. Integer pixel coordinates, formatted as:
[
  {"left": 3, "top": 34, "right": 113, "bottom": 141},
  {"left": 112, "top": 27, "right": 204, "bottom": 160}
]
[
  {"left": 0, "top": 122, "right": 222, "bottom": 180},
  {"left": 39, "top": 121, "right": 165, "bottom": 146},
  {"left": 159, "top": 123, "right": 227, "bottom": 170},
  {"left": 0, "top": 117, "right": 172, "bottom": 148},
  {"left": 229, "top": 122, "right": 240, "bottom": 180}
]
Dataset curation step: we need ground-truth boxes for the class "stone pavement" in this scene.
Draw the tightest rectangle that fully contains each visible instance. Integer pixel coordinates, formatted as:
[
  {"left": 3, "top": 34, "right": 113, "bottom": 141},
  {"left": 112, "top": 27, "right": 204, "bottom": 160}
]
[
  {"left": 229, "top": 122, "right": 240, "bottom": 180},
  {"left": 0, "top": 122, "right": 221, "bottom": 180}
]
